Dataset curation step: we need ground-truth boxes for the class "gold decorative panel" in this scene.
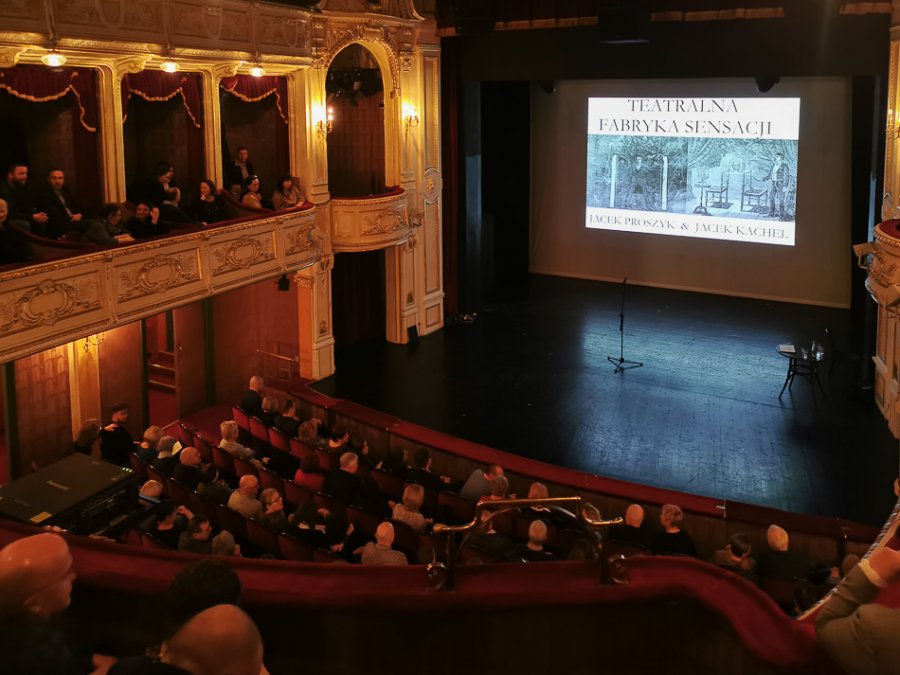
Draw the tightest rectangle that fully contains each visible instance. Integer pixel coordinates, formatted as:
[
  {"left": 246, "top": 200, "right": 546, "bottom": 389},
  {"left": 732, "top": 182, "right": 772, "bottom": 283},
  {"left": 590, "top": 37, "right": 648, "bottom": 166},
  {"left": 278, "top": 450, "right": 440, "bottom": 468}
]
[{"left": 331, "top": 191, "right": 411, "bottom": 251}]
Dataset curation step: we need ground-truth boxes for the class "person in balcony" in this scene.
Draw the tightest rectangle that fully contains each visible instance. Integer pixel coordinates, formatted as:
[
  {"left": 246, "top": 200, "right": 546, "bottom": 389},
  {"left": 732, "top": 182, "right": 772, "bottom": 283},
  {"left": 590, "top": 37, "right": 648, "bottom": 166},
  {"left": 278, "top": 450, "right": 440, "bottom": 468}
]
[
  {"left": 226, "top": 146, "right": 255, "bottom": 195},
  {"left": 0, "top": 163, "right": 48, "bottom": 235},
  {"left": 650, "top": 503, "right": 697, "bottom": 557},
  {"left": 189, "top": 179, "right": 224, "bottom": 226},
  {"left": 83, "top": 203, "right": 135, "bottom": 246},
  {"left": 513, "top": 519, "right": 556, "bottom": 562},
  {"left": 36, "top": 169, "right": 83, "bottom": 239},
  {"left": 294, "top": 453, "right": 326, "bottom": 493},
  {"left": 128, "top": 161, "right": 197, "bottom": 226},
  {"left": 272, "top": 173, "right": 304, "bottom": 211},
  {"left": 126, "top": 200, "right": 170, "bottom": 239},
  {"left": 392, "top": 483, "right": 432, "bottom": 533},
  {"left": 240, "top": 175, "right": 264, "bottom": 210}
]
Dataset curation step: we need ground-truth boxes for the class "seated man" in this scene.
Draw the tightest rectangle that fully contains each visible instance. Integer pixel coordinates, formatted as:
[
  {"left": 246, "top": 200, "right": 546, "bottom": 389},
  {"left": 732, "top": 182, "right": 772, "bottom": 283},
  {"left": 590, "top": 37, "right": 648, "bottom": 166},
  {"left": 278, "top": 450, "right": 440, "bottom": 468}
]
[
  {"left": 197, "top": 465, "right": 232, "bottom": 506},
  {"left": 227, "top": 475, "right": 262, "bottom": 519},
  {"left": 240, "top": 375, "right": 264, "bottom": 419},
  {"left": 609, "top": 503, "right": 653, "bottom": 549},
  {"left": 137, "top": 425, "right": 163, "bottom": 464},
  {"left": 816, "top": 546, "right": 900, "bottom": 675},
  {"left": 153, "top": 435, "right": 179, "bottom": 476},
  {"left": 460, "top": 463, "right": 504, "bottom": 502},
  {"left": 147, "top": 501, "right": 192, "bottom": 549},
  {"left": 0, "top": 163, "right": 48, "bottom": 235},
  {"left": 650, "top": 503, "right": 697, "bottom": 557},
  {"left": 177, "top": 515, "right": 213, "bottom": 554},
  {"left": 406, "top": 447, "right": 450, "bottom": 495},
  {"left": 127, "top": 161, "right": 197, "bottom": 226},
  {"left": 36, "top": 169, "right": 83, "bottom": 239},
  {"left": 100, "top": 402, "right": 134, "bottom": 467},
  {"left": 0, "top": 532, "right": 94, "bottom": 673},
  {"left": 173, "top": 447, "right": 205, "bottom": 491},
  {"left": 323, "top": 452, "right": 363, "bottom": 505},
  {"left": 756, "top": 524, "right": 810, "bottom": 580},
  {"left": 359, "top": 522, "right": 409, "bottom": 566},
  {"left": 274, "top": 399, "right": 301, "bottom": 438},
  {"left": 709, "top": 532, "right": 757, "bottom": 581},
  {"left": 226, "top": 146, "right": 255, "bottom": 194},
  {"left": 466, "top": 508, "right": 517, "bottom": 562}
]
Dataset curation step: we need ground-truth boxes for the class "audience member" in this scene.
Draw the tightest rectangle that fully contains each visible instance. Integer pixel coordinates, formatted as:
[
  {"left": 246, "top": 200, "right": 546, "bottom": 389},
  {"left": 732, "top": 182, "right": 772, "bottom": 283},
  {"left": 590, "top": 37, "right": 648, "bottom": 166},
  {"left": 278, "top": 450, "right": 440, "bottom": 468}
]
[
  {"left": 138, "top": 425, "right": 163, "bottom": 464},
  {"left": 228, "top": 475, "right": 263, "bottom": 519},
  {"left": 174, "top": 447, "right": 205, "bottom": 491},
  {"left": 298, "top": 419, "right": 327, "bottom": 448},
  {"left": 519, "top": 482, "right": 573, "bottom": 529},
  {"left": 162, "top": 559, "right": 243, "bottom": 638},
  {"left": 378, "top": 446, "right": 408, "bottom": 479},
  {"left": 756, "top": 524, "right": 811, "bottom": 580},
  {"left": 0, "top": 197, "right": 36, "bottom": 263},
  {"left": 393, "top": 483, "right": 432, "bottom": 533},
  {"left": 460, "top": 463, "right": 504, "bottom": 502},
  {"left": 139, "top": 480, "right": 164, "bottom": 504},
  {"left": 211, "top": 531, "right": 241, "bottom": 557},
  {"left": 0, "top": 163, "right": 48, "bottom": 234},
  {"left": 290, "top": 502, "right": 329, "bottom": 549},
  {"left": 126, "top": 200, "right": 170, "bottom": 239},
  {"left": 178, "top": 515, "right": 213, "bottom": 554},
  {"left": 153, "top": 435, "right": 179, "bottom": 476},
  {"left": 650, "top": 504, "right": 697, "bottom": 557},
  {"left": 226, "top": 147, "right": 255, "bottom": 193},
  {"left": 189, "top": 179, "right": 224, "bottom": 226},
  {"left": 359, "top": 522, "right": 409, "bottom": 566},
  {"left": 197, "top": 465, "right": 232, "bottom": 505},
  {"left": 257, "top": 489, "right": 290, "bottom": 532},
  {"left": 83, "top": 203, "right": 134, "bottom": 246},
  {"left": 240, "top": 175, "right": 264, "bottom": 209},
  {"left": 274, "top": 399, "right": 301, "bottom": 438},
  {"left": 149, "top": 502, "right": 191, "bottom": 549},
  {"left": 272, "top": 173, "right": 304, "bottom": 210},
  {"left": 294, "top": 453, "right": 326, "bottom": 492},
  {"left": 36, "top": 169, "right": 83, "bottom": 239},
  {"left": 323, "top": 451, "right": 363, "bottom": 505},
  {"left": 327, "top": 428, "right": 351, "bottom": 453},
  {"left": 407, "top": 447, "right": 450, "bottom": 495},
  {"left": 260, "top": 395, "right": 279, "bottom": 427},
  {"left": 816, "top": 545, "right": 900, "bottom": 675},
  {"left": 101, "top": 402, "right": 134, "bottom": 466},
  {"left": 240, "top": 375, "right": 264, "bottom": 418},
  {"left": 709, "top": 533, "right": 757, "bottom": 581},
  {"left": 128, "top": 161, "right": 196, "bottom": 225},
  {"left": 480, "top": 474, "right": 510, "bottom": 501},
  {"left": 219, "top": 420, "right": 253, "bottom": 460},
  {"left": 466, "top": 509, "right": 517, "bottom": 562},
  {"left": 609, "top": 503, "right": 653, "bottom": 549},
  {"left": 71, "top": 418, "right": 102, "bottom": 458},
  {"left": 0, "top": 533, "right": 93, "bottom": 674},
  {"left": 513, "top": 520, "right": 556, "bottom": 562}
]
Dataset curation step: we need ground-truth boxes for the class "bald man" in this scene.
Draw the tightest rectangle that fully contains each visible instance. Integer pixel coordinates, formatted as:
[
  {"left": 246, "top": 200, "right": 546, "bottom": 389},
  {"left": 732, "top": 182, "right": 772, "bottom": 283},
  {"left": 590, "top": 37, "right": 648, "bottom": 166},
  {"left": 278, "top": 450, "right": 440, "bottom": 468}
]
[
  {"left": 174, "top": 446, "right": 205, "bottom": 491},
  {"left": 609, "top": 503, "right": 652, "bottom": 549},
  {"left": 360, "top": 522, "right": 408, "bottom": 566},
  {"left": 227, "top": 475, "right": 262, "bottom": 519},
  {"left": 0, "top": 533, "right": 91, "bottom": 673},
  {"left": 513, "top": 520, "right": 556, "bottom": 562},
  {"left": 110, "top": 604, "right": 263, "bottom": 675},
  {"left": 240, "top": 376, "right": 264, "bottom": 418}
]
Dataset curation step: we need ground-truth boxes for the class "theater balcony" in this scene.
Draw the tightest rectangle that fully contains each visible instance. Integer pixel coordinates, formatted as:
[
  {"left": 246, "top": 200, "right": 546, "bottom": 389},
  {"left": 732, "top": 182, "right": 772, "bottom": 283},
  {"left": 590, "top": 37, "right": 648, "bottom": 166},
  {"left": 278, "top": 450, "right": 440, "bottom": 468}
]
[
  {"left": 0, "top": 206, "right": 321, "bottom": 364},
  {"left": 330, "top": 187, "right": 416, "bottom": 251}
]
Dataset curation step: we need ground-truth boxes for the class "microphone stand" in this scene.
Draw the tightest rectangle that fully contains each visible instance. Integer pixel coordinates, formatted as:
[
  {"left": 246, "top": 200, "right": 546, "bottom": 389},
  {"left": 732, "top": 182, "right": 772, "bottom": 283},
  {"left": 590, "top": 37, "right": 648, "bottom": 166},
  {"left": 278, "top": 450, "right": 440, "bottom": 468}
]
[{"left": 607, "top": 277, "right": 643, "bottom": 374}]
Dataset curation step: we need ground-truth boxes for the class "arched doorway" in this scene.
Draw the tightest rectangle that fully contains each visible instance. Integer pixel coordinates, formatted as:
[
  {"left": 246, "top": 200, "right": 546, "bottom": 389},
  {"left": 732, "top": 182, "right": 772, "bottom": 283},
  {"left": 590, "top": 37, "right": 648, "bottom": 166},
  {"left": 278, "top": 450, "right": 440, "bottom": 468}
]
[{"left": 325, "top": 44, "right": 387, "bottom": 197}]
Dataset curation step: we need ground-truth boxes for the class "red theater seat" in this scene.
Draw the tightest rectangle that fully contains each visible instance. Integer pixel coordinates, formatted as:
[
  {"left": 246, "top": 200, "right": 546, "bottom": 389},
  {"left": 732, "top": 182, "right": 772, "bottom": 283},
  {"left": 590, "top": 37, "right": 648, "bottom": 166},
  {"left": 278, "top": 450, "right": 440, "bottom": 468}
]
[
  {"left": 289, "top": 437, "right": 313, "bottom": 459},
  {"left": 166, "top": 478, "right": 193, "bottom": 507},
  {"left": 268, "top": 427, "right": 291, "bottom": 454},
  {"left": 258, "top": 466, "right": 285, "bottom": 495},
  {"left": 439, "top": 491, "right": 475, "bottom": 524},
  {"left": 371, "top": 470, "right": 404, "bottom": 500},
  {"left": 390, "top": 519, "right": 420, "bottom": 559},
  {"left": 146, "top": 466, "right": 169, "bottom": 493},
  {"left": 234, "top": 456, "right": 259, "bottom": 480},
  {"left": 247, "top": 519, "right": 281, "bottom": 557},
  {"left": 211, "top": 445, "right": 236, "bottom": 477},
  {"left": 129, "top": 452, "right": 148, "bottom": 483},
  {"left": 346, "top": 506, "right": 382, "bottom": 539},
  {"left": 278, "top": 532, "right": 314, "bottom": 561},
  {"left": 215, "top": 504, "right": 249, "bottom": 542},
  {"left": 192, "top": 433, "right": 214, "bottom": 463},
  {"left": 315, "top": 448, "right": 337, "bottom": 473},
  {"left": 284, "top": 480, "right": 313, "bottom": 509},
  {"left": 232, "top": 406, "right": 251, "bottom": 444},
  {"left": 249, "top": 417, "right": 270, "bottom": 451},
  {"left": 189, "top": 491, "right": 218, "bottom": 520}
]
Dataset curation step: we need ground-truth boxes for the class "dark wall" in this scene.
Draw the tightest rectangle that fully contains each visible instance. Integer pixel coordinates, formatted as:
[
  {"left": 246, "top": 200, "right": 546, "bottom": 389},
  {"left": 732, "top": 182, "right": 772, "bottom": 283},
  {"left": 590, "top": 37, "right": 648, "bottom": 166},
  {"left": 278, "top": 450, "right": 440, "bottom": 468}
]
[
  {"left": 332, "top": 250, "right": 386, "bottom": 353},
  {"left": 221, "top": 91, "right": 289, "bottom": 197}
]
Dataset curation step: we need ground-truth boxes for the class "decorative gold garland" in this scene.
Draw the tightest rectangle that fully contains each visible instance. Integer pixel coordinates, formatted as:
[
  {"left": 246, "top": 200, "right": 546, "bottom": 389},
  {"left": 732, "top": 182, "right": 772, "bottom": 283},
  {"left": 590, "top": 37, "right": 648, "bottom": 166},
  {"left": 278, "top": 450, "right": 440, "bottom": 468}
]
[
  {"left": 0, "top": 78, "right": 97, "bottom": 133},
  {"left": 122, "top": 86, "right": 202, "bottom": 128},
  {"left": 221, "top": 82, "right": 289, "bottom": 125}
]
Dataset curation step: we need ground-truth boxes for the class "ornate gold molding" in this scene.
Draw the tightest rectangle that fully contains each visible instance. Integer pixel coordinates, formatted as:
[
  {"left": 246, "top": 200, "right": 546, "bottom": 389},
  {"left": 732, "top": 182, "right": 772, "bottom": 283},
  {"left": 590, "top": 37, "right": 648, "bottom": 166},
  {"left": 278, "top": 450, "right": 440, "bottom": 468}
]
[
  {"left": 0, "top": 278, "right": 101, "bottom": 334},
  {"left": 116, "top": 253, "right": 200, "bottom": 301},
  {"left": 211, "top": 235, "right": 275, "bottom": 274}
]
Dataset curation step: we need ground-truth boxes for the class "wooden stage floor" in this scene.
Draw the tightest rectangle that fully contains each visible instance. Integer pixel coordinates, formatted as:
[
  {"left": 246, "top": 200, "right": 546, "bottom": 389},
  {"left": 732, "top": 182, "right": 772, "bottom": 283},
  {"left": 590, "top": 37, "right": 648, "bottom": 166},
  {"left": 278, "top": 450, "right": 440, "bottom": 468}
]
[{"left": 312, "top": 275, "right": 899, "bottom": 527}]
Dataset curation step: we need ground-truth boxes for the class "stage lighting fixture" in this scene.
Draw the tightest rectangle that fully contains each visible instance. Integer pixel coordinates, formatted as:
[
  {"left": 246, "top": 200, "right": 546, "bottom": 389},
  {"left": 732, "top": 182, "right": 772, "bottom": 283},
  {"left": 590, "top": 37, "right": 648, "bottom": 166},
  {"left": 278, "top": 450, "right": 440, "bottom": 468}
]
[
  {"left": 755, "top": 76, "right": 780, "bottom": 93},
  {"left": 277, "top": 274, "right": 290, "bottom": 291}
]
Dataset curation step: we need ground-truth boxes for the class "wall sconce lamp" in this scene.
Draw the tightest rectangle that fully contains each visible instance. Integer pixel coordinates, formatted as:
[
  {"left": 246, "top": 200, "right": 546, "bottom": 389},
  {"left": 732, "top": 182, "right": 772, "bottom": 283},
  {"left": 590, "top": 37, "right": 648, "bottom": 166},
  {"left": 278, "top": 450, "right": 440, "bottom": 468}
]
[
  {"left": 41, "top": 49, "right": 67, "bottom": 67},
  {"left": 160, "top": 58, "right": 180, "bottom": 73},
  {"left": 316, "top": 106, "right": 335, "bottom": 136},
  {"left": 852, "top": 242, "right": 876, "bottom": 270},
  {"left": 403, "top": 104, "right": 420, "bottom": 128},
  {"left": 82, "top": 333, "right": 105, "bottom": 352},
  {"left": 249, "top": 64, "right": 266, "bottom": 78}
]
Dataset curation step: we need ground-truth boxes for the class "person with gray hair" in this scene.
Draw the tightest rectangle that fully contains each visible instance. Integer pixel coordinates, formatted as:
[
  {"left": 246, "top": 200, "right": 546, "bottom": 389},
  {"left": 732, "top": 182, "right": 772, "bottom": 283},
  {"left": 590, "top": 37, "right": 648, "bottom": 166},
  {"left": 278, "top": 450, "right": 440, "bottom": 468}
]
[
  {"left": 228, "top": 475, "right": 262, "bottom": 519},
  {"left": 359, "top": 522, "right": 409, "bottom": 566},
  {"left": 211, "top": 531, "right": 241, "bottom": 557},
  {"left": 137, "top": 425, "right": 163, "bottom": 463},
  {"left": 757, "top": 523, "right": 810, "bottom": 580},
  {"left": 323, "top": 452, "right": 362, "bottom": 506},
  {"left": 218, "top": 420, "right": 253, "bottom": 460},
  {"left": 257, "top": 488, "right": 289, "bottom": 532},
  {"left": 650, "top": 504, "right": 696, "bottom": 557},
  {"left": 513, "top": 520, "right": 556, "bottom": 562},
  {"left": 153, "top": 434, "right": 179, "bottom": 476}
]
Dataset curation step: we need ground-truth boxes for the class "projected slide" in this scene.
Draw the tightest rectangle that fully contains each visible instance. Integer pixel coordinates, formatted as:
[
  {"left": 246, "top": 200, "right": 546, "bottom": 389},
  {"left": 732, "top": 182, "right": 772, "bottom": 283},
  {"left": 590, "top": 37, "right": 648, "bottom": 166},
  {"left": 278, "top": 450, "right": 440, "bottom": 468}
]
[{"left": 586, "top": 97, "right": 800, "bottom": 246}]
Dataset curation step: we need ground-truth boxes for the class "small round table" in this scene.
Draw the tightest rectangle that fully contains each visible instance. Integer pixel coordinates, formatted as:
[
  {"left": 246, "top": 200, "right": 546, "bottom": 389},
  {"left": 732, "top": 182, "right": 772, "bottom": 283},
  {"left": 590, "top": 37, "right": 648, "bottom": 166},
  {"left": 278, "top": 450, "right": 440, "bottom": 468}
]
[{"left": 777, "top": 345, "right": 825, "bottom": 399}]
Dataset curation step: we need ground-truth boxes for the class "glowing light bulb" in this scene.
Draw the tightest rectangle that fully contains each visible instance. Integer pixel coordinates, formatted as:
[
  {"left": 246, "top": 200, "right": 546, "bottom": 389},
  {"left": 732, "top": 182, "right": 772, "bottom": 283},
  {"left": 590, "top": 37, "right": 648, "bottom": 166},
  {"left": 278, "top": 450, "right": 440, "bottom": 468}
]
[
  {"left": 250, "top": 65, "right": 266, "bottom": 78},
  {"left": 160, "top": 60, "right": 180, "bottom": 73},
  {"left": 41, "top": 51, "right": 67, "bottom": 67}
]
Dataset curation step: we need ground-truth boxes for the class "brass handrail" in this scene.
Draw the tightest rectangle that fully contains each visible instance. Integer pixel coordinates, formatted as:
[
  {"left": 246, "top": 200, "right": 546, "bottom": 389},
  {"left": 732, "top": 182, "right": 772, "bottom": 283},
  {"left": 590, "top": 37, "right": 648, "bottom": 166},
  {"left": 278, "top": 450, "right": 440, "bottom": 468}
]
[
  {"left": 429, "top": 496, "right": 623, "bottom": 591},
  {"left": 255, "top": 349, "right": 299, "bottom": 363}
]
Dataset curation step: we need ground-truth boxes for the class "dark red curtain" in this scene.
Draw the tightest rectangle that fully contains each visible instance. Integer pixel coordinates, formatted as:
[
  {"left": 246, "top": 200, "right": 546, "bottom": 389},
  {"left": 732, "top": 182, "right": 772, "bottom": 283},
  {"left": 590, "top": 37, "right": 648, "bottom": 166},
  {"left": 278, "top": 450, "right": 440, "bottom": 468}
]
[
  {"left": 0, "top": 65, "right": 103, "bottom": 211},
  {"left": 326, "top": 94, "right": 386, "bottom": 197},
  {"left": 220, "top": 75, "right": 290, "bottom": 177},
  {"left": 122, "top": 71, "right": 205, "bottom": 191}
]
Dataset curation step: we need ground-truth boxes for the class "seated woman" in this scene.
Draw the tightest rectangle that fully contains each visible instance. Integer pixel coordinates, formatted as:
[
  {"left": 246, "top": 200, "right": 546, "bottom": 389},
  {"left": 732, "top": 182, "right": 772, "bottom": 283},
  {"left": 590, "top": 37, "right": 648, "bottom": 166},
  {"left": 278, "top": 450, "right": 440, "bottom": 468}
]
[
  {"left": 71, "top": 418, "right": 101, "bottom": 458},
  {"left": 83, "top": 203, "right": 135, "bottom": 246},
  {"left": 189, "top": 179, "right": 225, "bottom": 226},
  {"left": 392, "top": 483, "right": 432, "bottom": 533},
  {"left": 126, "top": 201, "right": 170, "bottom": 239},
  {"left": 650, "top": 503, "right": 697, "bottom": 557},
  {"left": 272, "top": 174, "right": 304, "bottom": 211},
  {"left": 218, "top": 420, "right": 253, "bottom": 460},
  {"left": 240, "top": 175, "right": 264, "bottom": 210},
  {"left": 257, "top": 488, "right": 290, "bottom": 532},
  {"left": 293, "top": 453, "right": 326, "bottom": 493},
  {"left": 260, "top": 395, "right": 279, "bottom": 428},
  {"left": 138, "top": 425, "right": 163, "bottom": 464}
]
